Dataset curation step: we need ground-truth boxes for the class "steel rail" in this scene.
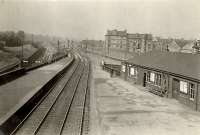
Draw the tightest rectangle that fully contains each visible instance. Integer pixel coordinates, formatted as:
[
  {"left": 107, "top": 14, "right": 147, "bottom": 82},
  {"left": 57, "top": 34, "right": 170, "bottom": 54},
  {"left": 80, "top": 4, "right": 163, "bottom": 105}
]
[
  {"left": 13, "top": 54, "right": 80, "bottom": 135},
  {"left": 13, "top": 54, "right": 91, "bottom": 135},
  {"left": 34, "top": 56, "right": 85, "bottom": 135},
  {"left": 81, "top": 59, "right": 91, "bottom": 135},
  {"left": 60, "top": 58, "right": 90, "bottom": 135}
]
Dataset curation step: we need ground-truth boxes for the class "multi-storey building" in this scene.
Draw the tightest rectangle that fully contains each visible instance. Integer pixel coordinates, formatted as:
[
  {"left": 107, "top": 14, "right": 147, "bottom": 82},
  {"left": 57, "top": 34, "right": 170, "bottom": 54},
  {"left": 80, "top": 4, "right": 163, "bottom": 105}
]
[
  {"left": 105, "top": 29, "right": 153, "bottom": 56},
  {"left": 127, "top": 33, "right": 153, "bottom": 53},
  {"left": 105, "top": 29, "right": 127, "bottom": 51}
]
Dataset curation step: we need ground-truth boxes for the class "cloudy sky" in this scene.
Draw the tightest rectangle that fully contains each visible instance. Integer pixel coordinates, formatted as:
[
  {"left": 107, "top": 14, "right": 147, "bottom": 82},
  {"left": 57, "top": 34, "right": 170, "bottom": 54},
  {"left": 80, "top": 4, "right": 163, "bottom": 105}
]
[{"left": 0, "top": 0, "right": 200, "bottom": 40}]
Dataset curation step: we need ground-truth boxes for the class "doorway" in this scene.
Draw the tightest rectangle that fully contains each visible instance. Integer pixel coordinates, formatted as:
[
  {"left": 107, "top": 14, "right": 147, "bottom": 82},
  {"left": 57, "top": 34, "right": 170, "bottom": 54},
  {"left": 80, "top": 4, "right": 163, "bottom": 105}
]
[
  {"left": 143, "top": 73, "right": 146, "bottom": 87},
  {"left": 172, "top": 78, "right": 180, "bottom": 98}
]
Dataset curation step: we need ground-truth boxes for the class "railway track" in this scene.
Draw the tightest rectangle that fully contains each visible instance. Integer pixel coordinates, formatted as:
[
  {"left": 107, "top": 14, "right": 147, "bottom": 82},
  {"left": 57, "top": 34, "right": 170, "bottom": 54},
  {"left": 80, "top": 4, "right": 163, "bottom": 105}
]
[{"left": 12, "top": 53, "right": 90, "bottom": 135}]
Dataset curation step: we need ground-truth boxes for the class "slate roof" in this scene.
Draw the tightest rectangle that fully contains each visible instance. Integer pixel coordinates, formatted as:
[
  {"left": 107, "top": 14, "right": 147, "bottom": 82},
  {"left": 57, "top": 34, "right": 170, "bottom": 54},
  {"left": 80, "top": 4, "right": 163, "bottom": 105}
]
[
  {"left": 180, "top": 41, "right": 195, "bottom": 53},
  {"left": 175, "top": 39, "right": 191, "bottom": 48},
  {"left": 168, "top": 40, "right": 181, "bottom": 52},
  {"left": 126, "top": 51, "right": 200, "bottom": 80}
]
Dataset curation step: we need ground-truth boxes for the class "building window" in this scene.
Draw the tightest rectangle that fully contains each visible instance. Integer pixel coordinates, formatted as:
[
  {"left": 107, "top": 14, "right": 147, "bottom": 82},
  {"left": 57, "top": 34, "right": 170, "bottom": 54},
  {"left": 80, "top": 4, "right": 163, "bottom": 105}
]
[
  {"left": 180, "top": 81, "right": 188, "bottom": 94},
  {"left": 129, "top": 67, "right": 137, "bottom": 77},
  {"left": 130, "top": 67, "right": 135, "bottom": 75},
  {"left": 146, "top": 72, "right": 150, "bottom": 82},
  {"left": 155, "top": 74, "right": 162, "bottom": 86},
  {"left": 150, "top": 72, "right": 155, "bottom": 82},
  {"left": 189, "top": 83, "right": 195, "bottom": 101},
  {"left": 121, "top": 65, "right": 126, "bottom": 72}
]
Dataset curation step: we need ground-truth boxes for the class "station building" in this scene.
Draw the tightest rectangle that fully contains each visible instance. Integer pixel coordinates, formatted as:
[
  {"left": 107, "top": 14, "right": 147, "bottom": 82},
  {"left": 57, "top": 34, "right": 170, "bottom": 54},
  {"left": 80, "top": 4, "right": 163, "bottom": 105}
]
[{"left": 121, "top": 51, "right": 200, "bottom": 111}]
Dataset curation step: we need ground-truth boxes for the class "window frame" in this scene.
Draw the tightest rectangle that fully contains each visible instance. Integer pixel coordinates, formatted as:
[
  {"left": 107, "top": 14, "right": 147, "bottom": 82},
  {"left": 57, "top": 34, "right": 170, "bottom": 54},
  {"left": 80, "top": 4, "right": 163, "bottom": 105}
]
[
  {"left": 150, "top": 72, "right": 155, "bottom": 83},
  {"left": 180, "top": 81, "right": 188, "bottom": 94},
  {"left": 121, "top": 65, "right": 126, "bottom": 72},
  {"left": 189, "top": 83, "right": 195, "bottom": 101},
  {"left": 146, "top": 71, "right": 150, "bottom": 82},
  {"left": 128, "top": 66, "right": 137, "bottom": 77},
  {"left": 130, "top": 67, "right": 135, "bottom": 76},
  {"left": 155, "top": 74, "right": 162, "bottom": 86}
]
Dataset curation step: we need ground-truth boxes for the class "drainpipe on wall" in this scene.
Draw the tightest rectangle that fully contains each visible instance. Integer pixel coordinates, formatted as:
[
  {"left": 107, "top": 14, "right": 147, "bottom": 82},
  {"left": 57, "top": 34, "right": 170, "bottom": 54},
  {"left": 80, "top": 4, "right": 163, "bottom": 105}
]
[
  {"left": 196, "top": 83, "right": 199, "bottom": 111},
  {"left": 167, "top": 75, "right": 172, "bottom": 98}
]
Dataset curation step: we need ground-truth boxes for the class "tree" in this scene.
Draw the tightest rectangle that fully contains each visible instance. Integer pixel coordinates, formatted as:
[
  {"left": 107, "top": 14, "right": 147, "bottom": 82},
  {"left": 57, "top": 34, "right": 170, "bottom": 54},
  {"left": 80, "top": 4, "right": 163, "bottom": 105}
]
[{"left": 16, "top": 30, "right": 25, "bottom": 44}]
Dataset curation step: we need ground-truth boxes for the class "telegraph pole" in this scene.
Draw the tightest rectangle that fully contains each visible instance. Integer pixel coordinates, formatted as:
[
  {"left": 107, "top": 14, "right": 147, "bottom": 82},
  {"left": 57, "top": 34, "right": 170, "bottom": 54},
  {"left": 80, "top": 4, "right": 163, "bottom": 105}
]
[
  {"left": 107, "top": 36, "right": 110, "bottom": 57},
  {"left": 125, "top": 37, "right": 129, "bottom": 60},
  {"left": 85, "top": 42, "right": 87, "bottom": 53},
  {"left": 57, "top": 40, "right": 60, "bottom": 53},
  {"left": 20, "top": 39, "right": 24, "bottom": 67},
  {"left": 68, "top": 40, "right": 70, "bottom": 48},
  {"left": 32, "top": 34, "right": 34, "bottom": 45}
]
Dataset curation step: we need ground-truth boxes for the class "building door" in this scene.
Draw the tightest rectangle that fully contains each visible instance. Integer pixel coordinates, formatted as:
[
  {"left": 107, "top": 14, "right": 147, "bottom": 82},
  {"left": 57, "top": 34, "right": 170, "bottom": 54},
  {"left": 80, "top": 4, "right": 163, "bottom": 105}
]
[
  {"left": 172, "top": 78, "right": 180, "bottom": 98},
  {"left": 162, "top": 74, "right": 169, "bottom": 95},
  {"left": 143, "top": 73, "right": 146, "bottom": 87}
]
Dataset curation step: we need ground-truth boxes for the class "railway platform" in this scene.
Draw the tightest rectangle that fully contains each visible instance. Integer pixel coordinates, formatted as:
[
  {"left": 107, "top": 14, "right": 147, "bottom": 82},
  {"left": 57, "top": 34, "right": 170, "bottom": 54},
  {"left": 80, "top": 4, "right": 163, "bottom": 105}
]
[{"left": 0, "top": 56, "right": 73, "bottom": 124}]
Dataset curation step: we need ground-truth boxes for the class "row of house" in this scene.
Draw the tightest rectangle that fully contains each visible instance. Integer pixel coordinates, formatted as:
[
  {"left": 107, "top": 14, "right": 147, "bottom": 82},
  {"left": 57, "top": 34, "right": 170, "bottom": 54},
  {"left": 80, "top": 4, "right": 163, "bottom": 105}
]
[
  {"left": 105, "top": 29, "right": 200, "bottom": 55},
  {"left": 181, "top": 39, "right": 200, "bottom": 54},
  {"left": 81, "top": 30, "right": 198, "bottom": 60},
  {"left": 103, "top": 29, "right": 196, "bottom": 60},
  {"left": 120, "top": 51, "right": 200, "bottom": 111}
]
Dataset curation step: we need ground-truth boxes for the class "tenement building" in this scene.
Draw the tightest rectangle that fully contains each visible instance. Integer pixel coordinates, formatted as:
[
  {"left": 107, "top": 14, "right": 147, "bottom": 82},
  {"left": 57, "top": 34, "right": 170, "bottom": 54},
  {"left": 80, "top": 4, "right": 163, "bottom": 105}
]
[
  {"left": 105, "top": 29, "right": 153, "bottom": 59},
  {"left": 121, "top": 51, "right": 200, "bottom": 111}
]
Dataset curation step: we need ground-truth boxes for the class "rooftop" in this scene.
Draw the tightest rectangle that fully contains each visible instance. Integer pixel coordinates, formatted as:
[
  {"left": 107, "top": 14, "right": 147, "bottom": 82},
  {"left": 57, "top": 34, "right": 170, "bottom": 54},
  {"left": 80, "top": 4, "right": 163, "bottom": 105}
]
[
  {"left": 105, "top": 30, "right": 153, "bottom": 40},
  {"left": 168, "top": 40, "right": 181, "bottom": 52},
  {"left": 127, "top": 33, "right": 152, "bottom": 40},
  {"left": 106, "top": 29, "right": 127, "bottom": 36},
  {"left": 126, "top": 51, "right": 200, "bottom": 81}
]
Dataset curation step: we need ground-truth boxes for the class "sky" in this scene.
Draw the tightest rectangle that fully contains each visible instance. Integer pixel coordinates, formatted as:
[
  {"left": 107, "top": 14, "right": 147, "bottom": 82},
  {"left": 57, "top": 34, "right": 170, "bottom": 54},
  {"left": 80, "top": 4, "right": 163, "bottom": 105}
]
[{"left": 0, "top": 0, "right": 200, "bottom": 40}]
